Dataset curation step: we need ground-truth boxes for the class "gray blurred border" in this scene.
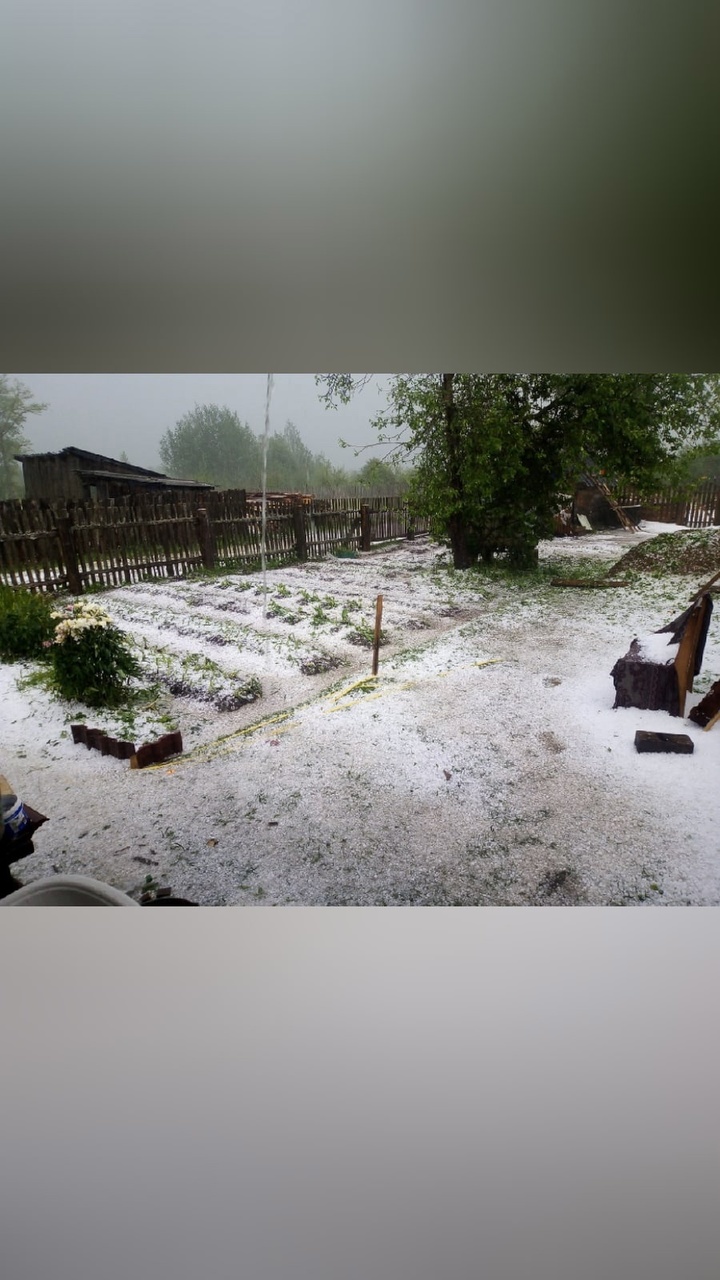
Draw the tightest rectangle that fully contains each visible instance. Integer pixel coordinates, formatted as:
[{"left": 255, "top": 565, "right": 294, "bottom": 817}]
[
  {"left": 2, "top": 1, "right": 719, "bottom": 370},
  {"left": 1, "top": 908, "right": 718, "bottom": 1280}
]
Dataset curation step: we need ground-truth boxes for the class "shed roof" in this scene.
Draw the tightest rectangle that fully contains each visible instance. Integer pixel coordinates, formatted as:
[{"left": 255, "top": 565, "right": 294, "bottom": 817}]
[
  {"left": 14, "top": 446, "right": 169, "bottom": 479},
  {"left": 77, "top": 469, "right": 214, "bottom": 490}
]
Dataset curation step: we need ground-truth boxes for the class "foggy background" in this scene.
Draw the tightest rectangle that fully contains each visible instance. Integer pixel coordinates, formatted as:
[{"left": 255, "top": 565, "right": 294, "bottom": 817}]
[{"left": 7, "top": 374, "right": 392, "bottom": 472}]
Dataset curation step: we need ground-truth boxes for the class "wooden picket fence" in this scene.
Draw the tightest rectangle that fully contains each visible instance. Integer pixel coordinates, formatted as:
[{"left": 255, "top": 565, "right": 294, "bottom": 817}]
[
  {"left": 0, "top": 492, "right": 427, "bottom": 595},
  {"left": 613, "top": 479, "right": 720, "bottom": 528}
]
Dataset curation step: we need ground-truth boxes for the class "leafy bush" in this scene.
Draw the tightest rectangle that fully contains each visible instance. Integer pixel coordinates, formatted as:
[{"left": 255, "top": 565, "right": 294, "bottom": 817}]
[
  {"left": 49, "top": 601, "right": 140, "bottom": 707},
  {"left": 0, "top": 585, "right": 55, "bottom": 661}
]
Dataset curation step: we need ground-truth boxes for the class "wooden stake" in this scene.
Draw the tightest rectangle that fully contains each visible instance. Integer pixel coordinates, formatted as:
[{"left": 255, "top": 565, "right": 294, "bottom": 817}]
[{"left": 372, "top": 594, "right": 383, "bottom": 676}]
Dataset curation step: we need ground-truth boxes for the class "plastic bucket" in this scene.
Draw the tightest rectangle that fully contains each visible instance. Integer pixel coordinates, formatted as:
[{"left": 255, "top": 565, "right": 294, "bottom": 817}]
[
  {"left": 0, "top": 874, "right": 141, "bottom": 906},
  {"left": 1, "top": 794, "right": 30, "bottom": 839}
]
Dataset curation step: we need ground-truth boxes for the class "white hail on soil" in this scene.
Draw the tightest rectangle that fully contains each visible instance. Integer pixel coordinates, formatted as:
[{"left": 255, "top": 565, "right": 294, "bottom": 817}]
[{"left": 2, "top": 522, "right": 719, "bottom": 906}]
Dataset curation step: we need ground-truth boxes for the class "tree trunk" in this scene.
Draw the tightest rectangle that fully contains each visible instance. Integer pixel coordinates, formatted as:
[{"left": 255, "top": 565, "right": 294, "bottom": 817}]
[
  {"left": 507, "top": 542, "right": 539, "bottom": 570},
  {"left": 442, "top": 374, "right": 478, "bottom": 570},
  {"left": 448, "top": 515, "right": 479, "bottom": 569}
]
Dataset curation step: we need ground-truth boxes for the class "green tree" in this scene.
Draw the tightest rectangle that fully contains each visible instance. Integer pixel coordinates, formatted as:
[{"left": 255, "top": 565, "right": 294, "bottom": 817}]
[
  {"left": 265, "top": 421, "right": 315, "bottom": 492},
  {"left": 684, "top": 446, "right": 720, "bottom": 482},
  {"left": 319, "top": 374, "right": 720, "bottom": 569},
  {"left": 310, "top": 454, "right": 355, "bottom": 496},
  {"left": 159, "top": 404, "right": 262, "bottom": 489},
  {"left": 356, "top": 457, "right": 412, "bottom": 496},
  {"left": 0, "top": 376, "right": 47, "bottom": 499}
]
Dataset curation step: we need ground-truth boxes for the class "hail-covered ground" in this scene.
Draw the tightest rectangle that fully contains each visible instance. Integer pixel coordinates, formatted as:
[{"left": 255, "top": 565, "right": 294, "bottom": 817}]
[{"left": 3, "top": 524, "right": 720, "bottom": 905}]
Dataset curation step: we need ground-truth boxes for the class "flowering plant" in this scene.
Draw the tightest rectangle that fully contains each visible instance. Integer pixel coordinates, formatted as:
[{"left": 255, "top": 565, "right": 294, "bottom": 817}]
[
  {"left": 51, "top": 601, "right": 112, "bottom": 639},
  {"left": 49, "top": 601, "right": 140, "bottom": 707}
]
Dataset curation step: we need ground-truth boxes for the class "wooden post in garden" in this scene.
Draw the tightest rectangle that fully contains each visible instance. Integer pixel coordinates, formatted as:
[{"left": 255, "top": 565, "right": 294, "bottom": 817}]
[
  {"left": 372, "top": 594, "right": 383, "bottom": 676},
  {"left": 360, "top": 503, "right": 371, "bottom": 552},
  {"left": 56, "top": 509, "right": 83, "bottom": 595},
  {"left": 292, "top": 500, "right": 307, "bottom": 562},
  {"left": 195, "top": 507, "right": 215, "bottom": 571}
]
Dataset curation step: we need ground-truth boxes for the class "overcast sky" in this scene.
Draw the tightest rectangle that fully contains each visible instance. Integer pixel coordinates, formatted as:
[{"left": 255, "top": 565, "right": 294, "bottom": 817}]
[{"left": 8, "top": 374, "right": 393, "bottom": 472}]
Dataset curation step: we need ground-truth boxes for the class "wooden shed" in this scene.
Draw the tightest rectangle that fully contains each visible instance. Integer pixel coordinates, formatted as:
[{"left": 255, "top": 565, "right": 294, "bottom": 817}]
[
  {"left": 573, "top": 475, "right": 641, "bottom": 531},
  {"left": 14, "top": 447, "right": 214, "bottom": 502}
]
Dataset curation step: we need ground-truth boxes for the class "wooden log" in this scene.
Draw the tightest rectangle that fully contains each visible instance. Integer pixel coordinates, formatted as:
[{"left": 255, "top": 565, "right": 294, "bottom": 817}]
[
  {"left": 634, "top": 731, "right": 694, "bottom": 754},
  {"left": 551, "top": 578, "right": 629, "bottom": 588}
]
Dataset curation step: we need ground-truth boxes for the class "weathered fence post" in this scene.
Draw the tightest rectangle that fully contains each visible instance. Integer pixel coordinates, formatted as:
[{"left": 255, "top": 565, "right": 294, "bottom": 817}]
[
  {"left": 56, "top": 509, "right": 83, "bottom": 595},
  {"left": 195, "top": 507, "right": 215, "bottom": 570},
  {"left": 292, "top": 500, "right": 307, "bottom": 562},
  {"left": 360, "top": 503, "right": 371, "bottom": 552},
  {"left": 372, "top": 594, "right": 383, "bottom": 676}
]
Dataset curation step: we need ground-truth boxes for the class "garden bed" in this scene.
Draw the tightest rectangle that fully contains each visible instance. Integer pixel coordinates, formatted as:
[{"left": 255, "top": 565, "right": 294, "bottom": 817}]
[{"left": 2, "top": 525, "right": 719, "bottom": 905}]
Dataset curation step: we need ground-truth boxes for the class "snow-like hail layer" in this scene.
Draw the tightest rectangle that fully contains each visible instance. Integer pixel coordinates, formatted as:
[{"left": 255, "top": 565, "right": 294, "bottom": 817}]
[{"left": 2, "top": 524, "right": 719, "bottom": 905}]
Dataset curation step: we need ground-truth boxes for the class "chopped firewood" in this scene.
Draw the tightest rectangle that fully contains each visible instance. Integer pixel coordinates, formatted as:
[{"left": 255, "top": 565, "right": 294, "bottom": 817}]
[{"left": 634, "top": 730, "right": 694, "bottom": 754}]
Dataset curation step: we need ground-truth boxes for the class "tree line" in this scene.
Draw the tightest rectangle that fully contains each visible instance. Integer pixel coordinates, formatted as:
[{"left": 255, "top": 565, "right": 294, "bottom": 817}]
[{"left": 158, "top": 405, "right": 411, "bottom": 497}]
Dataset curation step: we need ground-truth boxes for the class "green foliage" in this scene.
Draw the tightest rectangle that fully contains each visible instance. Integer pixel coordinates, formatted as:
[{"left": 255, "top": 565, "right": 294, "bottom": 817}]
[
  {"left": 265, "top": 422, "right": 315, "bottom": 492},
  {"left": 0, "top": 375, "right": 47, "bottom": 500},
  {"left": 307, "top": 453, "right": 355, "bottom": 495},
  {"left": 355, "top": 457, "right": 411, "bottom": 496},
  {"left": 49, "top": 602, "right": 140, "bottom": 707},
  {"left": 0, "top": 585, "right": 55, "bottom": 660},
  {"left": 157, "top": 404, "right": 372, "bottom": 496},
  {"left": 319, "top": 374, "right": 720, "bottom": 569},
  {"left": 159, "top": 404, "right": 262, "bottom": 488},
  {"left": 347, "top": 619, "right": 386, "bottom": 647},
  {"left": 682, "top": 446, "right": 720, "bottom": 482}
]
